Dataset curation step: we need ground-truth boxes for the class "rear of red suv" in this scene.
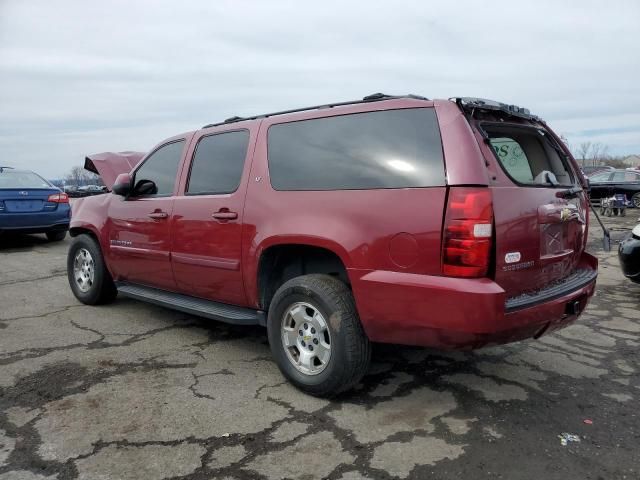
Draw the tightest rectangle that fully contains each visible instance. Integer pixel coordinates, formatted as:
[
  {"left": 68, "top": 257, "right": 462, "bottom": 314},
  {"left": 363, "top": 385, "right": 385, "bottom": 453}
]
[{"left": 352, "top": 98, "right": 597, "bottom": 350}]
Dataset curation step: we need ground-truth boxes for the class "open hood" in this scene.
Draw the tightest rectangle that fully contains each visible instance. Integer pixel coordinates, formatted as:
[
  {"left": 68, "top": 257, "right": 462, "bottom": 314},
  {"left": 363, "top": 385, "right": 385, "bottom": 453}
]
[{"left": 84, "top": 151, "right": 145, "bottom": 189}]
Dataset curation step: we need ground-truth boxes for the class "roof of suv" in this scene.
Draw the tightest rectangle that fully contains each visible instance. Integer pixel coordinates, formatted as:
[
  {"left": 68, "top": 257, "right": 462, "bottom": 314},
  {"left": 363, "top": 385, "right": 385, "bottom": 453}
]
[
  {"left": 202, "top": 93, "right": 431, "bottom": 129},
  {"left": 201, "top": 93, "right": 538, "bottom": 130}
]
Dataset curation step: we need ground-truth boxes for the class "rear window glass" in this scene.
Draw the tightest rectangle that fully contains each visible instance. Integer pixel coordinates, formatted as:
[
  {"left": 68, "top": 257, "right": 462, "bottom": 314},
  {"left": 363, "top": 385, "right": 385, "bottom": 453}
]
[
  {"left": 0, "top": 171, "right": 51, "bottom": 189},
  {"left": 268, "top": 108, "right": 444, "bottom": 190},
  {"left": 486, "top": 126, "right": 575, "bottom": 187}
]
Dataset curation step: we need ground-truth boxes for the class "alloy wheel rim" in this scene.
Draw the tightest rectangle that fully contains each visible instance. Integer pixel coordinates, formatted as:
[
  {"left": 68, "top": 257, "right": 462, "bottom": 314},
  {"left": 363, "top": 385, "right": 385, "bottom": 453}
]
[
  {"left": 281, "top": 302, "right": 331, "bottom": 376},
  {"left": 73, "top": 248, "right": 94, "bottom": 293},
  {"left": 633, "top": 195, "right": 640, "bottom": 208}
]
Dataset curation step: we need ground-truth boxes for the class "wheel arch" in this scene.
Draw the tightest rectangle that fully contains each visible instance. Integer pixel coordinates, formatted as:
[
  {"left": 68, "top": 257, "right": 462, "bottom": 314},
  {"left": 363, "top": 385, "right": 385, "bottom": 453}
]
[{"left": 255, "top": 240, "right": 352, "bottom": 311}]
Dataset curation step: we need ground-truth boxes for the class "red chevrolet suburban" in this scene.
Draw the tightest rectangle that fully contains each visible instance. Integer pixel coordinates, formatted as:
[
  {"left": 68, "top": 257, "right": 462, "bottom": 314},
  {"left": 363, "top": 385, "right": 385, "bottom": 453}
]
[{"left": 67, "top": 94, "right": 597, "bottom": 396}]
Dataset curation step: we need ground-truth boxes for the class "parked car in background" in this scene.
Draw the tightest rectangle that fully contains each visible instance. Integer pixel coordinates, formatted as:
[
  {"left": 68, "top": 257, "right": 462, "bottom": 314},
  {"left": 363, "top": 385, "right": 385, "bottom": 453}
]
[
  {"left": 64, "top": 184, "right": 108, "bottom": 198},
  {"left": 619, "top": 224, "right": 640, "bottom": 284},
  {"left": 66, "top": 94, "right": 597, "bottom": 396},
  {"left": 0, "top": 167, "right": 70, "bottom": 241},
  {"left": 587, "top": 169, "right": 640, "bottom": 207},
  {"left": 64, "top": 186, "right": 87, "bottom": 198}
]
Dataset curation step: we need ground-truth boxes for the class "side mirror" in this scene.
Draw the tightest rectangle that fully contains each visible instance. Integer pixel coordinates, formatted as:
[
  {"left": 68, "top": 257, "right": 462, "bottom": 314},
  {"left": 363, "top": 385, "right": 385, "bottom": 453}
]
[
  {"left": 112, "top": 173, "right": 132, "bottom": 197},
  {"left": 585, "top": 178, "right": 591, "bottom": 194},
  {"left": 133, "top": 179, "right": 158, "bottom": 196}
]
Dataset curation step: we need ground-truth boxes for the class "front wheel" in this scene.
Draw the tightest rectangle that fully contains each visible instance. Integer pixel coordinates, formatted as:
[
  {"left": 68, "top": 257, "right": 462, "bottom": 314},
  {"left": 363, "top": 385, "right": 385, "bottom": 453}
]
[
  {"left": 632, "top": 193, "right": 640, "bottom": 208},
  {"left": 67, "top": 234, "right": 117, "bottom": 305},
  {"left": 267, "top": 274, "right": 371, "bottom": 397}
]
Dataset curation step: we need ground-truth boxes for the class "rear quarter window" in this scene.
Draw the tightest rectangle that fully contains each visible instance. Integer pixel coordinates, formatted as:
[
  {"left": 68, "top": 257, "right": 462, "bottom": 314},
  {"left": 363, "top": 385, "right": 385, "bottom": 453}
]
[{"left": 267, "top": 108, "right": 445, "bottom": 190}]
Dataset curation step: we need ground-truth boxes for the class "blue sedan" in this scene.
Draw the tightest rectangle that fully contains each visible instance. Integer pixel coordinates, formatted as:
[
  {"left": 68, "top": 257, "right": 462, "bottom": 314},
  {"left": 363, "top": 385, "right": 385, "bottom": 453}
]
[{"left": 0, "top": 167, "right": 71, "bottom": 241}]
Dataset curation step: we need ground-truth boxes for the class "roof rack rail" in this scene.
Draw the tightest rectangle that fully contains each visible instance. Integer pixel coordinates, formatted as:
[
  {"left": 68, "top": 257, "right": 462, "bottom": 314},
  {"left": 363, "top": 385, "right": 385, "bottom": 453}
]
[
  {"left": 0, "top": 166, "right": 15, "bottom": 173},
  {"left": 202, "top": 93, "right": 429, "bottom": 129}
]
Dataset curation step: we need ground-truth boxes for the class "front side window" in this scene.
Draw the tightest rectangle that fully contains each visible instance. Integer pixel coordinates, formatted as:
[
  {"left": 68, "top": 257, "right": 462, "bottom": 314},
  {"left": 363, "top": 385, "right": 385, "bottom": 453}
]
[
  {"left": 486, "top": 125, "right": 575, "bottom": 187},
  {"left": 267, "top": 108, "right": 445, "bottom": 191},
  {"left": 186, "top": 130, "right": 249, "bottom": 195},
  {"left": 134, "top": 140, "right": 185, "bottom": 196},
  {"left": 612, "top": 171, "right": 626, "bottom": 182}
]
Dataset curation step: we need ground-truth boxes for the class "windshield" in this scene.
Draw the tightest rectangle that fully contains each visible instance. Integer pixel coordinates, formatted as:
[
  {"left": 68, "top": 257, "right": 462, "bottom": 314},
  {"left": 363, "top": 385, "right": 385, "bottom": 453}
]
[
  {"left": 0, "top": 171, "right": 52, "bottom": 189},
  {"left": 485, "top": 125, "right": 575, "bottom": 187}
]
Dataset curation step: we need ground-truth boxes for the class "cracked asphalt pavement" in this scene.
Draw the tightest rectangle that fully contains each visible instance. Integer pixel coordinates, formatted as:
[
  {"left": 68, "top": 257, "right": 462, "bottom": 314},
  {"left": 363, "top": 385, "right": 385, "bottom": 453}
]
[{"left": 0, "top": 216, "right": 639, "bottom": 480}]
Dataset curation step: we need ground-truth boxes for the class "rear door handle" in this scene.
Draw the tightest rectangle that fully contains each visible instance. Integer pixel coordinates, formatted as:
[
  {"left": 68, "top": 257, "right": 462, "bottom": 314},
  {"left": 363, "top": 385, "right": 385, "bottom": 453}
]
[
  {"left": 148, "top": 211, "right": 168, "bottom": 219},
  {"left": 212, "top": 211, "right": 238, "bottom": 220}
]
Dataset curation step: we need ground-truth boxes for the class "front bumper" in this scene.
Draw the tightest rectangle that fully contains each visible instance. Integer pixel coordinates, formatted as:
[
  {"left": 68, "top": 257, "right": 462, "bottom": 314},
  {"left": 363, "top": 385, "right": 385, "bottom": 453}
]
[
  {"left": 618, "top": 234, "right": 640, "bottom": 282},
  {"left": 350, "top": 251, "right": 598, "bottom": 349}
]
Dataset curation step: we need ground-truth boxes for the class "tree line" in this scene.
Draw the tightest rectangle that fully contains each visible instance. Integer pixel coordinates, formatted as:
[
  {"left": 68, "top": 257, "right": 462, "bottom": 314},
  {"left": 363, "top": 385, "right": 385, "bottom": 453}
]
[
  {"left": 561, "top": 137, "right": 634, "bottom": 169},
  {"left": 63, "top": 166, "right": 103, "bottom": 187}
]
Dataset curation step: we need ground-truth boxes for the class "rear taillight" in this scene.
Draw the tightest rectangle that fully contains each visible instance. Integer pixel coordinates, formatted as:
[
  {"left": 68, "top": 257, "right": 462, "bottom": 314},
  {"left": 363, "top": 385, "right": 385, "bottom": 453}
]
[
  {"left": 442, "top": 187, "right": 494, "bottom": 278},
  {"left": 47, "top": 193, "right": 69, "bottom": 203}
]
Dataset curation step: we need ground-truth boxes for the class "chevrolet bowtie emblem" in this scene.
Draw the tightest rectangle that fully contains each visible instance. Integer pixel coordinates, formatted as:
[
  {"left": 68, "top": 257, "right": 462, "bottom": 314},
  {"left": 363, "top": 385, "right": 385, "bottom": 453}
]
[{"left": 560, "top": 208, "right": 571, "bottom": 222}]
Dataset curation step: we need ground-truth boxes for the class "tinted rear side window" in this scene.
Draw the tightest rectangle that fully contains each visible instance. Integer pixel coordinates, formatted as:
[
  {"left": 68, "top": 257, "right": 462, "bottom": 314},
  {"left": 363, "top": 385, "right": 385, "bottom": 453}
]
[
  {"left": 187, "top": 130, "right": 249, "bottom": 195},
  {"left": 268, "top": 108, "right": 444, "bottom": 190}
]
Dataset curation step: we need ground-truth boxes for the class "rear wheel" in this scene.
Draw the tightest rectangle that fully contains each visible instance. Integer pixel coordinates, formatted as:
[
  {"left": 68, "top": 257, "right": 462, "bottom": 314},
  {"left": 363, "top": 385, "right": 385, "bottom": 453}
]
[
  {"left": 67, "top": 234, "right": 117, "bottom": 305},
  {"left": 633, "top": 193, "right": 640, "bottom": 208},
  {"left": 267, "top": 274, "right": 371, "bottom": 397},
  {"left": 46, "top": 230, "right": 67, "bottom": 242}
]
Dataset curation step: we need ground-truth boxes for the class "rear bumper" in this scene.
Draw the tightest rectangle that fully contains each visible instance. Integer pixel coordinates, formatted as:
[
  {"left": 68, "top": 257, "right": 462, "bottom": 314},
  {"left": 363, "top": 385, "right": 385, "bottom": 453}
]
[
  {"left": 350, "top": 251, "right": 598, "bottom": 349},
  {"left": 618, "top": 234, "right": 640, "bottom": 281},
  {"left": 0, "top": 207, "right": 71, "bottom": 233}
]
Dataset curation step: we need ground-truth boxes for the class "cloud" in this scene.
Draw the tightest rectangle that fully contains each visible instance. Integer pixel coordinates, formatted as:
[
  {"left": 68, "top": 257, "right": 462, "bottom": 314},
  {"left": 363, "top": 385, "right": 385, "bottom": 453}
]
[{"left": 1, "top": 0, "right": 639, "bottom": 177}]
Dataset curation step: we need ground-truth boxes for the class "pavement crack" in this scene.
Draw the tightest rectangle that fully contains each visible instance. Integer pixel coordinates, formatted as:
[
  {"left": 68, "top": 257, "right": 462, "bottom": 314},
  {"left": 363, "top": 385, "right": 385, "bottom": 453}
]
[{"left": 0, "top": 273, "right": 66, "bottom": 286}]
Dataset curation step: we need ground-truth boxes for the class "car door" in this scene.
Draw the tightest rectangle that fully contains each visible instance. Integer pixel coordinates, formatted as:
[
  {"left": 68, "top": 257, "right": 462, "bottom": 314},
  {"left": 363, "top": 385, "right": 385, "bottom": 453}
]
[
  {"left": 170, "top": 127, "right": 255, "bottom": 305},
  {"left": 106, "top": 138, "right": 188, "bottom": 290}
]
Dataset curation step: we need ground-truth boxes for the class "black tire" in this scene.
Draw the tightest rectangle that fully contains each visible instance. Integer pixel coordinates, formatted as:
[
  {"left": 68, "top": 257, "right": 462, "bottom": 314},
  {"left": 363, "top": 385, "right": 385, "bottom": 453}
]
[
  {"left": 267, "top": 274, "right": 371, "bottom": 397},
  {"left": 67, "top": 234, "right": 117, "bottom": 305},
  {"left": 46, "top": 230, "right": 67, "bottom": 242}
]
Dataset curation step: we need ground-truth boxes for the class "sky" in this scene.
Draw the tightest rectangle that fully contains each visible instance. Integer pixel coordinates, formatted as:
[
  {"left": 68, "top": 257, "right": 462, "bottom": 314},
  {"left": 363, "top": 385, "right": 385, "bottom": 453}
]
[{"left": 1, "top": 0, "right": 639, "bottom": 179}]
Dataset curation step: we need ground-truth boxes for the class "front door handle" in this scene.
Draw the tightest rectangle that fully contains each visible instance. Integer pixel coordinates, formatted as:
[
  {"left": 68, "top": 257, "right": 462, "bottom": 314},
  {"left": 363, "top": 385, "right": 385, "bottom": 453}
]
[
  {"left": 148, "top": 211, "right": 168, "bottom": 219},
  {"left": 212, "top": 211, "right": 238, "bottom": 220}
]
